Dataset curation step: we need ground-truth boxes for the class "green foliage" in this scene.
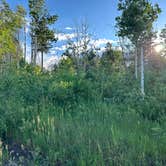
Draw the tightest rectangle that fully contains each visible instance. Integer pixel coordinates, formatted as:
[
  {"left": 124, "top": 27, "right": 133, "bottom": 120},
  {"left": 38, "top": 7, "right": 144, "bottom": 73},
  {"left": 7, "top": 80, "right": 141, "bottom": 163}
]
[
  {"left": 0, "top": 51, "right": 165, "bottom": 165},
  {"left": 116, "top": 0, "right": 161, "bottom": 45},
  {"left": 100, "top": 42, "right": 124, "bottom": 73},
  {"left": 0, "top": 1, "right": 165, "bottom": 165},
  {"left": 0, "top": 0, "right": 25, "bottom": 59},
  {"left": 49, "top": 59, "right": 100, "bottom": 107}
]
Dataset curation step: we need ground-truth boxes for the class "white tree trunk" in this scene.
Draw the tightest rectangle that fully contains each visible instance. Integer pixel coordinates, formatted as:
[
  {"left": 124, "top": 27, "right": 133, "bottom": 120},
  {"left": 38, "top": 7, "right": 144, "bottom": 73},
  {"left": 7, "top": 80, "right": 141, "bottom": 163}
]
[
  {"left": 141, "top": 46, "right": 145, "bottom": 95},
  {"left": 31, "top": 36, "right": 34, "bottom": 64},
  {"left": 34, "top": 36, "right": 37, "bottom": 65},
  {"left": 135, "top": 48, "right": 138, "bottom": 79},
  {"left": 24, "top": 25, "right": 27, "bottom": 61},
  {"left": 41, "top": 51, "right": 44, "bottom": 72}
]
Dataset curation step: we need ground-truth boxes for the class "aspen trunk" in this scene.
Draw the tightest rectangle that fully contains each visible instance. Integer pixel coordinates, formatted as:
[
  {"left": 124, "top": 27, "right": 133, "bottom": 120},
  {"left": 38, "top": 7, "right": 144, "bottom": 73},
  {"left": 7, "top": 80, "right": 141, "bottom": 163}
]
[
  {"left": 24, "top": 25, "right": 26, "bottom": 61},
  {"left": 31, "top": 37, "right": 34, "bottom": 64},
  {"left": 141, "top": 46, "right": 145, "bottom": 95},
  {"left": 135, "top": 48, "right": 138, "bottom": 79},
  {"left": 41, "top": 51, "right": 44, "bottom": 72},
  {"left": 34, "top": 36, "right": 37, "bottom": 65}
]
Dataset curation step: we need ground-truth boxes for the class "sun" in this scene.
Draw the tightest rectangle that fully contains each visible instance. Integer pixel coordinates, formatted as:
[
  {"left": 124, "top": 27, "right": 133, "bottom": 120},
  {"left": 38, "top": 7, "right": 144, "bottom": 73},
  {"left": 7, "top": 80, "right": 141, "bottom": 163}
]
[{"left": 154, "top": 44, "right": 164, "bottom": 53}]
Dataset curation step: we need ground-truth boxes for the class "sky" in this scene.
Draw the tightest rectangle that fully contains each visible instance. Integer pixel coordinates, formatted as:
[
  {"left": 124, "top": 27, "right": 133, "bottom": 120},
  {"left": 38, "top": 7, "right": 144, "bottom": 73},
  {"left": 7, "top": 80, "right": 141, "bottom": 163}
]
[{"left": 5, "top": 0, "right": 166, "bottom": 68}]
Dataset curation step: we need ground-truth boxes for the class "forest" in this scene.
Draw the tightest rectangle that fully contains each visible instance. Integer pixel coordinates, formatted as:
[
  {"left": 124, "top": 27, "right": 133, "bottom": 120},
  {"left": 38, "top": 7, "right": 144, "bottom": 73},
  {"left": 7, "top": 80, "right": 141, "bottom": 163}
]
[{"left": 0, "top": 0, "right": 166, "bottom": 165}]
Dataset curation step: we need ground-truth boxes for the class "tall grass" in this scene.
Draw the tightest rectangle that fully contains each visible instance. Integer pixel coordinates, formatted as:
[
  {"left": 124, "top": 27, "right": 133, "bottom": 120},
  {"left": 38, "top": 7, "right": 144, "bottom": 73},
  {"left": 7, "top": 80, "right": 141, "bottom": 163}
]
[
  {"left": 18, "top": 102, "right": 166, "bottom": 165},
  {"left": 0, "top": 64, "right": 165, "bottom": 165}
]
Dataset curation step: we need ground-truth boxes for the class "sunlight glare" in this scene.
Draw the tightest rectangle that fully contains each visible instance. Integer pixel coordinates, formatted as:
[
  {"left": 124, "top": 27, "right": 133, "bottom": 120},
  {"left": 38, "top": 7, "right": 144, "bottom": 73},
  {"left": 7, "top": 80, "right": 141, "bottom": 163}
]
[{"left": 155, "top": 44, "right": 164, "bottom": 53}]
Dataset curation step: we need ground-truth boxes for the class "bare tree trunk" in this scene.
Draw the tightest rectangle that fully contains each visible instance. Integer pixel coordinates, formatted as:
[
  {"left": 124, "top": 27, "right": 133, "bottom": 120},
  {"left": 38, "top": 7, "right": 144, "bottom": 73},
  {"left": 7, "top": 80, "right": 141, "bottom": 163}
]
[
  {"left": 17, "top": 31, "right": 20, "bottom": 69},
  {"left": 135, "top": 48, "right": 138, "bottom": 79},
  {"left": 41, "top": 51, "right": 44, "bottom": 71},
  {"left": 24, "top": 25, "right": 26, "bottom": 61},
  {"left": 34, "top": 36, "right": 37, "bottom": 65},
  {"left": 141, "top": 46, "right": 145, "bottom": 96},
  {"left": 31, "top": 36, "right": 34, "bottom": 64}
]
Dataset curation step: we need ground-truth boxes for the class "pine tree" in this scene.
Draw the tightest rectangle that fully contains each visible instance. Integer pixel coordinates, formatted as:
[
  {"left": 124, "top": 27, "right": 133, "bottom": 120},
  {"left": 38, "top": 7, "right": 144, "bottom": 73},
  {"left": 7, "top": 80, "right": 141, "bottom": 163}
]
[{"left": 28, "top": 0, "right": 58, "bottom": 71}]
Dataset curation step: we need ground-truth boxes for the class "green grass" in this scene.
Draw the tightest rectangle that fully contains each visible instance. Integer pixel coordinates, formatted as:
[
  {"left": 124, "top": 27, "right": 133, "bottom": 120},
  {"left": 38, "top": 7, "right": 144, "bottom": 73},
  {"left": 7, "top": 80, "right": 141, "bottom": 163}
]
[
  {"left": 17, "top": 102, "right": 166, "bottom": 165},
  {"left": 0, "top": 65, "right": 165, "bottom": 165}
]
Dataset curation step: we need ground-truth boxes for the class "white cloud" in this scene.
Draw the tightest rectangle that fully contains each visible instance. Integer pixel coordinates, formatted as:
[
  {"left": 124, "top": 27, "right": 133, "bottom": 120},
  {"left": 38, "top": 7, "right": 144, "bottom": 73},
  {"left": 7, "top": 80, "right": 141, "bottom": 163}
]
[
  {"left": 55, "top": 33, "right": 76, "bottom": 41},
  {"left": 44, "top": 55, "right": 60, "bottom": 70},
  {"left": 52, "top": 45, "right": 67, "bottom": 51},
  {"left": 91, "top": 39, "right": 117, "bottom": 47},
  {"left": 23, "top": 37, "right": 118, "bottom": 70},
  {"left": 50, "top": 38, "right": 118, "bottom": 56},
  {"left": 65, "top": 27, "right": 73, "bottom": 30}
]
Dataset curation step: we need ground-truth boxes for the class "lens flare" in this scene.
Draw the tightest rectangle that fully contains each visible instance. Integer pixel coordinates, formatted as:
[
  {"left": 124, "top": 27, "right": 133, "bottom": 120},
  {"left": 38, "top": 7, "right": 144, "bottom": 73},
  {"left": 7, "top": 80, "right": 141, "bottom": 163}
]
[{"left": 155, "top": 44, "right": 164, "bottom": 53}]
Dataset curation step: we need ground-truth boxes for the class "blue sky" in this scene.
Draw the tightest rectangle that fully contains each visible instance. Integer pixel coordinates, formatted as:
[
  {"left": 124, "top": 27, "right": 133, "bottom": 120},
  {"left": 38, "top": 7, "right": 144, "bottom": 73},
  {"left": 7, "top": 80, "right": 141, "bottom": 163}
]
[
  {"left": 7, "top": 0, "right": 166, "bottom": 40},
  {"left": 6, "top": 0, "right": 166, "bottom": 68}
]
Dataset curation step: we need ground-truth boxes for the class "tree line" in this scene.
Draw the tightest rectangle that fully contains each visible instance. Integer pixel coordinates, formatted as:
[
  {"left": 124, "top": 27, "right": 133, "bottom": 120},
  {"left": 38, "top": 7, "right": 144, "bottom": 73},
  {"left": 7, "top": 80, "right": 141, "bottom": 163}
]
[{"left": 0, "top": 0, "right": 166, "bottom": 95}]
